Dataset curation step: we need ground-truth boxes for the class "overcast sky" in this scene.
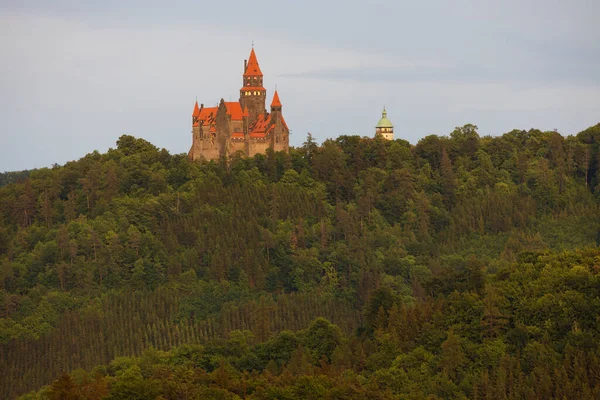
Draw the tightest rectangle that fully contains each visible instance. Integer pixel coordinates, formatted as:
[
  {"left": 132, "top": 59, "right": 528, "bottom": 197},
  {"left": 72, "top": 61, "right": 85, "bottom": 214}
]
[{"left": 1, "top": 0, "right": 599, "bottom": 171}]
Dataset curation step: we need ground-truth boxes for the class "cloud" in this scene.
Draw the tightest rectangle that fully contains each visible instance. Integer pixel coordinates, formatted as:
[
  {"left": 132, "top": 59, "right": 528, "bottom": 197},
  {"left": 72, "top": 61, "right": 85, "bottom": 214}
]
[
  {"left": 279, "top": 39, "right": 600, "bottom": 86},
  {"left": 0, "top": 1, "right": 599, "bottom": 171}
]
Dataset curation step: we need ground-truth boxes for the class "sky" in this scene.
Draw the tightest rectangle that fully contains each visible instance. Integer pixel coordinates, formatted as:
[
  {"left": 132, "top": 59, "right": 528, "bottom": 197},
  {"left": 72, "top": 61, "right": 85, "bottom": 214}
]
[{"left": 1, "top": 0, "right": 599, "bottom": 172}]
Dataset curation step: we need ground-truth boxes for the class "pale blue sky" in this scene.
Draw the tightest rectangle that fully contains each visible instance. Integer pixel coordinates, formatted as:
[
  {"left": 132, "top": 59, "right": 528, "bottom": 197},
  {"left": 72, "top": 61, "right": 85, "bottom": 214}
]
[{"left": 1, "top": 0, "right": 599, "bottom": 171}]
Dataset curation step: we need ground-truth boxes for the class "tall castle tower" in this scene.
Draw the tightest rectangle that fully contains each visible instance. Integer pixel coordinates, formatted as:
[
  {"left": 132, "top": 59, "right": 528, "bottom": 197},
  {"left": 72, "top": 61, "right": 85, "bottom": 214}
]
[
  {"left": 375, "top": 107, "right": 394, "bottom": 140},
  {"left": 239, "top": 48, "right": 266, "bottom": 123}
]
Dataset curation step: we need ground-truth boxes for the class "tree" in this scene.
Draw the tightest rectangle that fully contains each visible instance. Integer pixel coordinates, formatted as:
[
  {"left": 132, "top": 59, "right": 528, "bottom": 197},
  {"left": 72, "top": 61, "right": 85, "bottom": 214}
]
[
  {"left": 109, "top": 365, "right": 159, "bottom": 400},
  {"left": 440, "top": 329, "right": 466, "bottom": 381},
  {"left": 363, "top": 286, "right": 396, "bottom": 331},
  {"left": 481, "top": 285, "right": 508, "bottom": 338},
  {"left": 48, "top": 373, "right": 81, "bottom": 400},
  {"left": 303, "top": 318, "right": 343, "bottom": 363},
  {"left": 440, "top": 148, "right": 456, "bottom": 206}
]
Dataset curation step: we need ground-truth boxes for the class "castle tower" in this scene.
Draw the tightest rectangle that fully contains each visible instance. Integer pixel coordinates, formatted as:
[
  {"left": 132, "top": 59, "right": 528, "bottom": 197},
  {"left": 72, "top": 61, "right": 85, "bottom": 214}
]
[
  {"left": 270, "top": 90, "right": 287, "bottom": 151},
  {"left": 239, "top": 48, "right": 266, "bottom": 123},
  {"left": 192, "top": 100, "right": 200, "bottom": 124},
  {"left": 375, "top": 107, "right": 394, "bottom": 140},
  {"left": 191, "top": 100, "right": 200, "bottom": 142},
  {"left": 270, "top": 90, "right": 282, "bottom": 118}
]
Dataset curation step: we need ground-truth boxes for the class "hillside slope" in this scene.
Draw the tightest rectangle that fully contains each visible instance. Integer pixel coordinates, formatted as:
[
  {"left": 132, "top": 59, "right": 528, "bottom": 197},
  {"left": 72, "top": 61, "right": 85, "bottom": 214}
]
[{"left": 2, "top": 124, "right": 600, "bottom": 398}]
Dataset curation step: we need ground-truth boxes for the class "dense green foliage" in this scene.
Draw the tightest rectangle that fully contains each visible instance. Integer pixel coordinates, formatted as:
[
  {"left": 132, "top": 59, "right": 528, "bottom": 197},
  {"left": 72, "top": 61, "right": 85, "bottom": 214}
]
[
  {"left": 0, "top": 169, "right": 33, "bottom": 187},
  {"left": 2, "top": 123, "right": 600, "bottom": 398}
]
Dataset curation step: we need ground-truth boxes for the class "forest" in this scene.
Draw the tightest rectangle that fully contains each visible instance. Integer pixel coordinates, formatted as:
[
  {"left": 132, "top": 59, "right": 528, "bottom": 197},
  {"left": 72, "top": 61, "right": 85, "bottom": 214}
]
[
  {"left": 0, "top": 169, "right": 33, "bottom": 188},
  {"left": 2, "top": 123, "right": 600, "bottom": 399}
]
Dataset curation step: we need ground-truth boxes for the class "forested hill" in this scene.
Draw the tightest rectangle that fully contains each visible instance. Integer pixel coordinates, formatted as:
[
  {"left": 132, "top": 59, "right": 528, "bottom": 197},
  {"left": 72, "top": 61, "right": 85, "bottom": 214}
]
[
  {"left": 3, "top": 124, "right": 600, "bottom": 399},
  {"left": 0, "top": 169, "right": 33, "bottom": 188}
]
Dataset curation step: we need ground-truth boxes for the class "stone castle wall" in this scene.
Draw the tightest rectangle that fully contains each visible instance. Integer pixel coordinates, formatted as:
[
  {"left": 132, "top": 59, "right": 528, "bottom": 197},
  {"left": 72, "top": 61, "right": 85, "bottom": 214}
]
[{"left": 248, "top": 140, "right": 271, "bottom": 157}]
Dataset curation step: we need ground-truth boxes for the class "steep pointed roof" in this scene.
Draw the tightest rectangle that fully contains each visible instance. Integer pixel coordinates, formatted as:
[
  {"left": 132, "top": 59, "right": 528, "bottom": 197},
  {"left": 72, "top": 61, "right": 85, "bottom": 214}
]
[
  {"left": 192, "top": 100, "right": 200, "bottom": 117},
  {"left": 242, "top": 106, "right": 249, "bottom": 117},
  {"left": 270, "top": 90, "right": 282, "bottom": 107},
  {"left": 244, "top": 48, "right": 263, "bottom": 77},
  {"left": 224, "top": 102, "right": 244, "bottom": 120}
]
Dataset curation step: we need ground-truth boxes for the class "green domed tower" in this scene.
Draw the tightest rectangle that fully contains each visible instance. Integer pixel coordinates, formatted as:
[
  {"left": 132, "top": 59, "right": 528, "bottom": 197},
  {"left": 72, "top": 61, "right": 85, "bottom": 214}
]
[{"left": 375, "top": 107, "right": 394, "bottom": 140}]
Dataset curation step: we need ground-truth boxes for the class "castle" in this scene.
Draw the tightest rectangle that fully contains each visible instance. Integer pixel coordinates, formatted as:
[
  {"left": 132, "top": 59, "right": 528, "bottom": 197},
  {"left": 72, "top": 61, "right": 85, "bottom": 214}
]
[{"left": 188, "top": 48, "right": 290, "bottom": 161}]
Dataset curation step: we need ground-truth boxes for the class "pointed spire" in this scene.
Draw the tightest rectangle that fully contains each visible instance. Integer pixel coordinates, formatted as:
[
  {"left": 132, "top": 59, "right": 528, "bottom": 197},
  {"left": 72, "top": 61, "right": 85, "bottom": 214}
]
[
  {"left": 244, "top": 48, "right": 263, "bottom": 76},
  {"left": 242, "top": 106, "right": 249, "bottom": 117},
  {"left": 192, "top": 100, "right": 200, "bottom": 117},
  {"left": 382, "top": 106, "right": 387, "bottom": 118},
  {"left": 271, "top": 90, "right": 282, "bottom": 107}
]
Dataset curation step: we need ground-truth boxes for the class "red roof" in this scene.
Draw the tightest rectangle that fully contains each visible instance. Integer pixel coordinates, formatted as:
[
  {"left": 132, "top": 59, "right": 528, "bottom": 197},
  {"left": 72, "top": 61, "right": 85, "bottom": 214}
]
[
  {"left": 240, "top": 86, "right": 266, "bottom": 91},
  {"left": 248, "top": 111, "right": 289, "bottom": 134},
  {"left": 249, "top": 113, "right": 275, "bottom": 135},
  {"left": 244, "top": 48, "right": 263, "bottom": 77},
  {"left": 242, "top": 106, "right": 249, "bottom": 117},
  {"left": 195, "top": 103, "right": 244, "bottom": 123},
  {"left": 250, "top": 113, "right": 269, "bottom": 133},
  {"left": 271, "top": 90, "right": 282, "bottom": 107},
  {"left": 224, "top": 102, "right": 243, "bottom": 120},
  {"left": 192, "top": 101, "right": 200, "bottom": 117},
  {"left": 199, "top": 107, "right": 217, "bottom": 121}
]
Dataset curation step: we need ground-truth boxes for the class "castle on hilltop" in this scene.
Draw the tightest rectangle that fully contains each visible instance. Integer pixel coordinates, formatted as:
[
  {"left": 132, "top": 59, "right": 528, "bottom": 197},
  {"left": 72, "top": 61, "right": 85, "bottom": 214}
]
[{"left": 188, "top": 48, "right": 290, "bottom": 161}]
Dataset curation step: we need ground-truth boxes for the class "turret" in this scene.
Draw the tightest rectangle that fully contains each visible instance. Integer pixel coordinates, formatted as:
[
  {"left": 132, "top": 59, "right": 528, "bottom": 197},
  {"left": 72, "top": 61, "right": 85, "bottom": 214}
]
[
  {"left": 239, "top": 48, "right": 266, "bottom": 122},
  {"left": 270, "top": 90, "right": 287, "bottom": 152},
  {"left": 270, "top": 90, "right": 282, "bottom": 119},
  {"left": 192, "top": 100, "right": 200, "bottom": 124},
  {"left": 242, "top": 48, "right": 263, "bottom": 86},
  {"left": 375, "top": 107, "right": 394, "bottom": 140}
]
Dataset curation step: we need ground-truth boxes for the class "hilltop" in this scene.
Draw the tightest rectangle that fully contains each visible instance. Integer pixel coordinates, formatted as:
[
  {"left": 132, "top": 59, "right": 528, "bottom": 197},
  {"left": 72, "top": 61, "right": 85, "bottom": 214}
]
[{"left": 2, "top": 123, "right": 600, "bottom": 399}]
